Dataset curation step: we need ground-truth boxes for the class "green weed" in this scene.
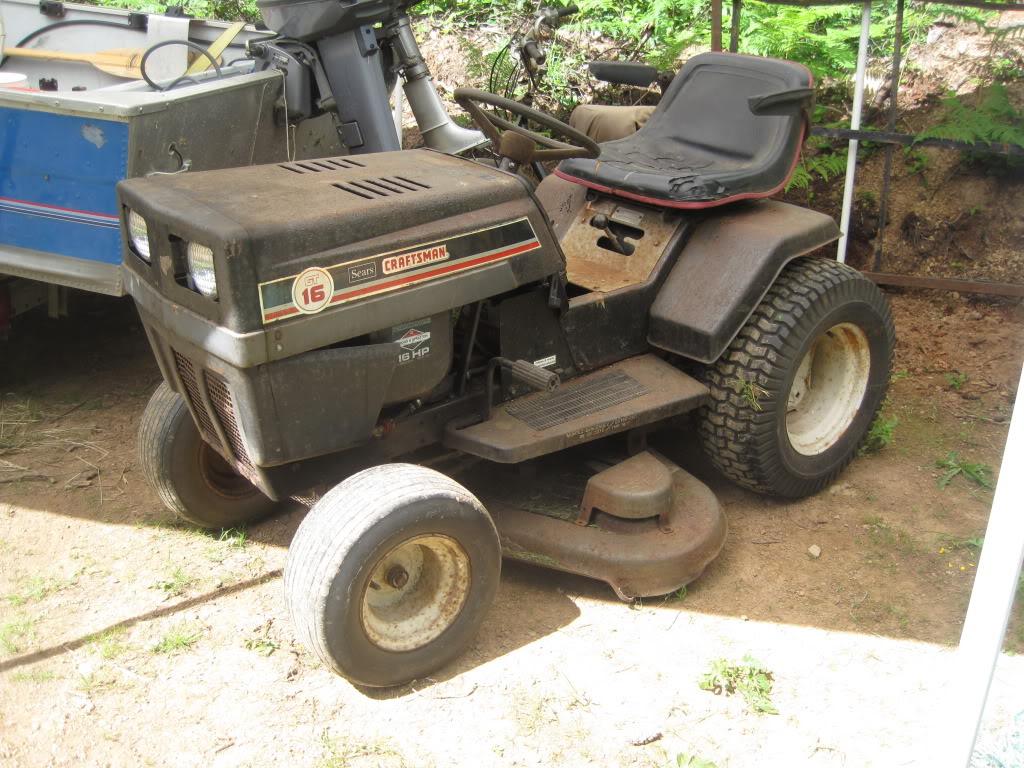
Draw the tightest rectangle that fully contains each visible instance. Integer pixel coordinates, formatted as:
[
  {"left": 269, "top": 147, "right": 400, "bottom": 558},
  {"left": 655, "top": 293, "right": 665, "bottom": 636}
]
[
  {"left": 726, "top": 377, "right": 768, "bottom": 412},
  {"left": 676, "top": 755, "right": 719, "bottom": 768},
  {"left": 4, "top": 576, "right": 68, "bottom": 607},
  {"left": 0, "top": 616, "right": 35, "bottom": 654},
  {"left": 698, "top": 655, "right": 777, "bottom": 715},
  {"left": 77, "top": 669, "right": 120, "bottom": 695},
  {"left": 859, "top": 415, "right": 899, "bottom": 455},
  {"left": 934, "top": 451, "right": 993, "bottom": 489},
  {"left": 88, "top": 627, "right": 130, "bottom": 660},
  {"left": 11, "top": 669, "right": 57, "bottom": 683},
  {"left": 243, "top": 637, "right": 280, "bottom": 656},
  {"left": 152, "top": 624, "right": 200, "bottom": 654},
  {"left": 153, "top": 566, "right": 197, "bottom": 596},
  {"left": 890, "top": 370, "right": 914, "bottom": 382},
  {"left": 318, "top": 730, "right": 404, "bottom": 768},
  {"left": 946, "top": 371, "right": 970, "bottom": 391}
]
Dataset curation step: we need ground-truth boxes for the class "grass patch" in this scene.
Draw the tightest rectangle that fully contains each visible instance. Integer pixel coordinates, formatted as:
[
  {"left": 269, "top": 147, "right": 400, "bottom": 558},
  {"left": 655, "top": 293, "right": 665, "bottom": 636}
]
[
  {"left": 699, "top": 655, "right": 777, "bottom": 714},
  {"left": 0, "top": 616, "right": 35, "bottom": 654},
  {"left": 153, "top": 566, "right": 198, "bottom": 596},
  {"left": 77, "top": 668, "right": 120, "bottom": 695},
  {"left": 88, "top": 626, "right": 131, "bottom": 659},
  {"left": 318, "top": 730, "right": 405, "bottom": 768},
  {"left": 934, "top": 451, "right": 993, "bottom": 489},
  {"left": 5, "top": 576, "right": 68, "bottom": 607},
  {"left": 865, "top": 519, "right": 920, "bottom": 559},
  {"left": 11, "top": 669, "right": 57, "bottom": 683},
  {"left": 152, "top": 624, "right": 200, "bottom": 654}
]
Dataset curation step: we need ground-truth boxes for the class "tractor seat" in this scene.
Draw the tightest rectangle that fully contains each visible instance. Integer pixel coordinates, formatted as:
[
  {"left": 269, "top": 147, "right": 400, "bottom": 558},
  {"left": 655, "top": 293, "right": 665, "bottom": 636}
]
[{"left": 554, "top": 53, "right": 814, "bottom": 209}]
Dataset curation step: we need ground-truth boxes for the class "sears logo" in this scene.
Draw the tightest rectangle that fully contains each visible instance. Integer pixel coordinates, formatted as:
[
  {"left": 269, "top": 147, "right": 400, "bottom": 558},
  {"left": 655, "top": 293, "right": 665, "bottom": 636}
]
[
  {"left": 382, "top": 245, "right": 448, "bottom": 275},
  {"left": 348, "top": 263, "right": 377, "bottom": 283}
]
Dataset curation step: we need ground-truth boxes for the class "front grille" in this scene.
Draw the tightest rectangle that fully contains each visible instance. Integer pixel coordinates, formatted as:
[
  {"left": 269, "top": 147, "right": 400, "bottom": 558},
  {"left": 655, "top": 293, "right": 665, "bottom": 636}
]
[
  {"left": 172, "top": 351, "right": 222, "bottom": 448},
  {"left": 204, "top": 372, "right": 254, "bottom": 470},
  {"left": 332, "top": 176, "right": 430, "bottom": 200}
]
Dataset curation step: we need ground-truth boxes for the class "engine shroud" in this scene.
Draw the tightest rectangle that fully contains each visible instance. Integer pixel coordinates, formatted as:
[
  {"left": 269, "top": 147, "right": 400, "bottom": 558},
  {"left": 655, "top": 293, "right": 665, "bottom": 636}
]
[{"left": 118, "top": 150, "right": 563, "bottom": 489}]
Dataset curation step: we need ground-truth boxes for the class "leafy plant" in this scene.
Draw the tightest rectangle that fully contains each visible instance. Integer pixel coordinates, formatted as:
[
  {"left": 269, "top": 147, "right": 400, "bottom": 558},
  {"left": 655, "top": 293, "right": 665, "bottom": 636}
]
[
  {"left": 934, "top": 451, "right": 993, "bottom": 489},
  {"left": 859, "top": 415, "right": 898, "bottom": 455},
  {"left": 699, "top": 655, "right": 777, "bottom": 714},
  {"left": 946, "top": 371, "right": 970, "bottom": 391},
  {"left": 243, "top": 637, "right": 280, "bottom": 656},
  {"left": 786, "top": 148, "right": 848, "bottom": 192}
]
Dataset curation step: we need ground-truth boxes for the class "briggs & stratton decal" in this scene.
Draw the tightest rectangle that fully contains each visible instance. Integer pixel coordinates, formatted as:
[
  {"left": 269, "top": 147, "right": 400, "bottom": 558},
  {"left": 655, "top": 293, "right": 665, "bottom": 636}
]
[
  {"left": 257, "top": 218, "right": 539, "bottom": 324},
  {"left": 392, "top": 318, "right": 432, "bottom": 365}
]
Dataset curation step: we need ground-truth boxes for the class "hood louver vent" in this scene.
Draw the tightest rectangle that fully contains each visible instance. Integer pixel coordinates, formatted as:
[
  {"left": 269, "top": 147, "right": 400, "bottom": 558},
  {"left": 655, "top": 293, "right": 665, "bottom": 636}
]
[
  {"left": 332, "top": 176, "right": 431, "bottom": 200},
  {"left": 279, "top": 157, "right": 367, "bottom": 174}
]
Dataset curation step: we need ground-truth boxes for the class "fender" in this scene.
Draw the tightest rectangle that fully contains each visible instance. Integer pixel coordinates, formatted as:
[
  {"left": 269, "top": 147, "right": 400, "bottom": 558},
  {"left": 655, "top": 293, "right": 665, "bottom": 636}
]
[{"left": 648, "top": 200, "right": 840, "bottom": 364}]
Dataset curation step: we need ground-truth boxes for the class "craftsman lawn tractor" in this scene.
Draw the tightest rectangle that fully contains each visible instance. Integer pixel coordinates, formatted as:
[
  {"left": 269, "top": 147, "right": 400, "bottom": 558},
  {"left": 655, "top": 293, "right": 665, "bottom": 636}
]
[{"left": 119, "top": 51, "right": 895, "bottom": 687}]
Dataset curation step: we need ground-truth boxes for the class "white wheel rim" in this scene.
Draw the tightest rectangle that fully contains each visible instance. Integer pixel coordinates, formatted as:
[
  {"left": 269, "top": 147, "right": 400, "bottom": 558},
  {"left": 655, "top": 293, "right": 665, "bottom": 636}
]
[
  {"left": 786, "top": 322, "right": 871, "bottom": 456},
  {"left": 360, "top": 534, "right": 471, "bottom": 652}
]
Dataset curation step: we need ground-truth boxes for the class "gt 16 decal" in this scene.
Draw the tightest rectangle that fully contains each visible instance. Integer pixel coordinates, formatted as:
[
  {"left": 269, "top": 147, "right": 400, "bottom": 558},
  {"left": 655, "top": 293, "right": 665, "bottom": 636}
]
[
  {"left": 292, "top": 267, "right": 334, "bottom": 314},
  {"left": 382, "top": 245, "right": 447, "bottom": 275}
]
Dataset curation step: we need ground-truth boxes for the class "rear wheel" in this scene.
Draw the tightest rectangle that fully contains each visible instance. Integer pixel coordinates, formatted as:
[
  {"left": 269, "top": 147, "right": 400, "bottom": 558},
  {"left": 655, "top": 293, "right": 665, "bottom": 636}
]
[
  {"left": 697, "top": 257, "right": 895, "bottom": 497},
  {"left": 285, "top": 464, "right": 501, "bottom": 687},
  {"left": 139, "top": 383, "right": 276, "bottom": 527}
]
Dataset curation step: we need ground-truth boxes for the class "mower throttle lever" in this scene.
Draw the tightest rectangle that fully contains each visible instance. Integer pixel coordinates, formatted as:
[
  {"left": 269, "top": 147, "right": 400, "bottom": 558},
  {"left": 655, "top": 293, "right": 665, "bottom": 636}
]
[{"left": 591, "top": 213, "right": 627, "bottom": 253}]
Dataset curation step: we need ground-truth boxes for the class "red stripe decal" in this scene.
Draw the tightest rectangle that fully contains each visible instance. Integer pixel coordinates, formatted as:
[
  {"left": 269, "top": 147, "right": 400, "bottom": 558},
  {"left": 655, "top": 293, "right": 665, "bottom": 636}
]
[
  {"left": 328, "top": 241, "right": 538, "bottom": 305},
  {"left": 0, "top": 196, "right": 119, "bottom": 219},
  {"left": 264, "top": 306, "right": 301, "bottom": 321},
  {"left": 262, "top": 241, "right": 539, "bottom": 321}
]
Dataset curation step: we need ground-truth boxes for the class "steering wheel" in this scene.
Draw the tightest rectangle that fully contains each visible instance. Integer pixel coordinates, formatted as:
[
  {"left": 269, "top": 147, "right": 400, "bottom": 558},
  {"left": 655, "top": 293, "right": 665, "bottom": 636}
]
[{"left": 454, "top": 87, "right": 600, "bottom": 164}]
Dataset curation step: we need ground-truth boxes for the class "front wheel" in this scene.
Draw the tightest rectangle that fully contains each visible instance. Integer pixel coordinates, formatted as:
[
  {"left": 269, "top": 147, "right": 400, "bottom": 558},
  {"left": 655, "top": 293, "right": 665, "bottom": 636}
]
[
  {"left": 139, "top": 383, "right": 277, "bottom": 527},
  {"left": 697, "top": 257, "right": 895, "bottom": 498},
  {"left": 284, "top": 464, "right": 501, "bottom": 687}
]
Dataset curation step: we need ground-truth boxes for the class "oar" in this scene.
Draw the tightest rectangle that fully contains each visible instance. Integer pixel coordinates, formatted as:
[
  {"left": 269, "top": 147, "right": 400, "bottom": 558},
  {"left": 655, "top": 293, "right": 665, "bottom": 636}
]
[
  {"left": 3, "top": 47, "right": 146, "bottom": 79},
  {"left": 3, "top": 46, "right": 227, "bottom": 81}
]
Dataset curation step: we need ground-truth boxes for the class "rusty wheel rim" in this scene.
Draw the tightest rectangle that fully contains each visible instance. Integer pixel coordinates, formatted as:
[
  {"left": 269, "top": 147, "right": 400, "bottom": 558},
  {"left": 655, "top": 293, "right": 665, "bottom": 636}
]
[
  {"left": 786, "top": 322, "right": 871, "bottom": 456},
  {"left": 360, "top": 535, "right": 471, "bottom": 652},
  {"left": 197, "top": 441, "right": 259, "bottom": 501}
]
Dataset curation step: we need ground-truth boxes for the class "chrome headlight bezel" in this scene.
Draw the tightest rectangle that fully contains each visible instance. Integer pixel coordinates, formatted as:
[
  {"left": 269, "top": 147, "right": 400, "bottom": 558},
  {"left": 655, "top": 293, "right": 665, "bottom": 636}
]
[
  {"left": 126, "top": 209, "right": 152, "bottom": 263},
  {"left": 185, "top": 242, "right": 218, "bottom": 300}
]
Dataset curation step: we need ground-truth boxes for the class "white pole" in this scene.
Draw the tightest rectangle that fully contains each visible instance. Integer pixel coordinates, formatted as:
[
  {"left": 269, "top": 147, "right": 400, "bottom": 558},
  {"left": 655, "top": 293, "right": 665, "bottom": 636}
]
[
  {"left": 948, "top": 360, "right": 1024, "bottom": 766},
  {"left": 836, "top": 2, "right": 872, "bottom": 263}
]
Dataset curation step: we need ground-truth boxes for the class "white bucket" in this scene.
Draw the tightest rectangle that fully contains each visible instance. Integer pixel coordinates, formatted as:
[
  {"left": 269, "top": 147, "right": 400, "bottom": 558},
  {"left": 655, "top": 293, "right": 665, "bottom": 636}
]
[{"left": 0, "top": 72, "right": 29, "bottom": 89}]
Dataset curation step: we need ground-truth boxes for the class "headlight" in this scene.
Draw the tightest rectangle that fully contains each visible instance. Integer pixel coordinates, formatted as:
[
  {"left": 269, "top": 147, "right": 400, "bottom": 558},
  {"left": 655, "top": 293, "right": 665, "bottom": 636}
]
[
  {"left": 126, "top": 210, "right": 151, "bottom": 262},
  {"left": 186, "top": 242, "right": 218, "bottom": 299}
]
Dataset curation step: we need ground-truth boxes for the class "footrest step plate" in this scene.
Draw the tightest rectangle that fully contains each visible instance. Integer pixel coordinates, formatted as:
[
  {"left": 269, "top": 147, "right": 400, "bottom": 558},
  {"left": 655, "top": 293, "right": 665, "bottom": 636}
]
[{"left": 444, "top": 354, "right": 707, "bottom": 463}]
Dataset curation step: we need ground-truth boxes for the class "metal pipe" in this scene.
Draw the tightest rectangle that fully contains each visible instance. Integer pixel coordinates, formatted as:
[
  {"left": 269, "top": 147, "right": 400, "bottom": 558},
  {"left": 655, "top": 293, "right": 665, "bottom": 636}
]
[
  {"left": 948, "top": 361, "right": 1024, "bottom": 765},
  {"left": 873, "top": 0, "right": 904, "bottom": 271},
  {"left": 730, "top": 0, "right": 741, "bottom": 52},
  {"left": 711, "top": 0, "right": 723, "bottom": 51},
  {"left": 836, "top": 2, "right": 872, "bottom": 263},
  {"left": 392, "top": 79, "right": 404, "bottom": 142},
  {"left": 457, "top": 301, "right": 483, "bottom": 396}
]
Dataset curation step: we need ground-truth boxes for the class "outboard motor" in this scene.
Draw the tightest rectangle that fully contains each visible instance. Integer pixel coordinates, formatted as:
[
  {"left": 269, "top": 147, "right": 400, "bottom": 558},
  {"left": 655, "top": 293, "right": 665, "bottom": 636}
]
[{"left": 251, "top": 0, "right": 485, "bottom": 155}]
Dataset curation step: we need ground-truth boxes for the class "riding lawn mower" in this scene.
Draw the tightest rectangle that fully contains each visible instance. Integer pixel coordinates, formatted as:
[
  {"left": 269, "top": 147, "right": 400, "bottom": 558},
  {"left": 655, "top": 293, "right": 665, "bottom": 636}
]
[{"left": 117, "top": 0, "right": 895, "bottom": 688}]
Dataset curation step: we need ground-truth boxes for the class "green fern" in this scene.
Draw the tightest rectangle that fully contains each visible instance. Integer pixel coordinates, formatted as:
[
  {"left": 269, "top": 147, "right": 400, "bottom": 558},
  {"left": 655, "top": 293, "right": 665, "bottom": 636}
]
[
  {"left": 786, "top": 149, "right": 848, "bottom": 191},
  {"left": 917, "top": 85, "right": 1024, "bottom": 148}
]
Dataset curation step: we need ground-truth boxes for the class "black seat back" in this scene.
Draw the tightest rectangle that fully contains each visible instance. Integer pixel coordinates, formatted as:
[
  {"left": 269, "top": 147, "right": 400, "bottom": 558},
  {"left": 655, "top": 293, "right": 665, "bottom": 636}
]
[{"left": 556, "top": 53, "right": 814, "bottom": 208}]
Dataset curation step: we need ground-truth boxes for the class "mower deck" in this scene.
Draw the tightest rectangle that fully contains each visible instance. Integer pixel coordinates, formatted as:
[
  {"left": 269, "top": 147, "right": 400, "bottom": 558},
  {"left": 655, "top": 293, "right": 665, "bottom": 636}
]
[
  {"left": 444, "top": 355, "right": 707, "bottom": 463},
  {"left": 463, "top": 449, "right": 726, "bottom": 600}
]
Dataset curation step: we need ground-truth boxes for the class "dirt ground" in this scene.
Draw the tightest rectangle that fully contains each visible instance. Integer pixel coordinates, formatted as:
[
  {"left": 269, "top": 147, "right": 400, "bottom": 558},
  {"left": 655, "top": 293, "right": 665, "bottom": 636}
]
[{"left": 0, "top": 284, "right": 1021, "bottom": 768}]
